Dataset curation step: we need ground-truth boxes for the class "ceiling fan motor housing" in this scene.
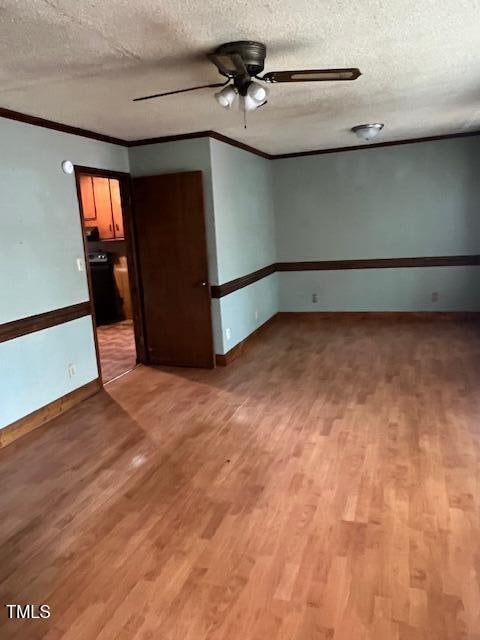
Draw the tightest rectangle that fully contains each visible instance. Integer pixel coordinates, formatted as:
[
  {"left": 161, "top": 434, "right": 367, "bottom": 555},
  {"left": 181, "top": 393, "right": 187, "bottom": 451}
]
[{"left": 215, "top": 41, "right": 267, "bottom": 78}]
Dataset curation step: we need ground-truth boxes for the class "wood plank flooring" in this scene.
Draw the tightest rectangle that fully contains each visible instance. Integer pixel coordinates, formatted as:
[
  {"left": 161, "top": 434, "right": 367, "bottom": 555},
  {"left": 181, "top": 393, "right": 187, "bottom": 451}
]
[
  {"left": 1, "top": 316, "right": 480, "bottom": 639},
  {"left": 97, "top": 320, "right": 136, "bottom": 383}
]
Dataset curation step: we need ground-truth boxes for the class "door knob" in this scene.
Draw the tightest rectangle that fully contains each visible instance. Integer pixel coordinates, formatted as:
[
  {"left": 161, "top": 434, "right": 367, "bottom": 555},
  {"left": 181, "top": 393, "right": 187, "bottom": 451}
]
[{"left": 200, "top": 281, "right": 208, "bottom": 287}]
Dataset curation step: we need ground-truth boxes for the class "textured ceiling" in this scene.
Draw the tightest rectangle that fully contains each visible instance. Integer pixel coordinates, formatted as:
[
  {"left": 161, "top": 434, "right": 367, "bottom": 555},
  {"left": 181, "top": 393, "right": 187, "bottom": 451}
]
[{"left": 1, "top": 0, "right": 480, "bottom": 153}]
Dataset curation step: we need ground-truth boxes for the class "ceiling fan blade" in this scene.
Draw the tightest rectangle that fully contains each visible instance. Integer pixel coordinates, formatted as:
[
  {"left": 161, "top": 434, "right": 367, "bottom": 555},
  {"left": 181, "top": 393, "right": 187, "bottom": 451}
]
[
  {"left": 133, "top": 81, "right": 228, "bottom": 102},
  {"left": 261, "top": 68, "right": 361, "bottom": 83},
  {"left": 207, "top": 52, "right": 247, "bottom": 77}
]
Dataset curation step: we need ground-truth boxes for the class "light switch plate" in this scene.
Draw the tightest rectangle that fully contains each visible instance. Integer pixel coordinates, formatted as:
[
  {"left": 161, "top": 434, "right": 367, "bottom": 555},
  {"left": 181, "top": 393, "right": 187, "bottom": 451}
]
[{"left": 76, "top": 257, "right": 85, "bottom": 272}]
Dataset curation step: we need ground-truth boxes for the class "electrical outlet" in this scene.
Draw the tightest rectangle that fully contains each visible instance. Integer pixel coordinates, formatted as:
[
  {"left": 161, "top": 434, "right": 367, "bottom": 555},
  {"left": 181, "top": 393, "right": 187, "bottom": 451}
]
[
  {"left": 76, "top": 257, "right": 85, "bottom": 272},
  {"left": 431, "top": 291, "right": 439, "bottom": 302},
  {"left": 68, "top": 363, "right": 77, "bottom": 378},
  {"left": 225, "top": 327, "right": 231, "bottom": 341},
  {"left": 312, "top": 293, "right": 318, "bottom": 304}
]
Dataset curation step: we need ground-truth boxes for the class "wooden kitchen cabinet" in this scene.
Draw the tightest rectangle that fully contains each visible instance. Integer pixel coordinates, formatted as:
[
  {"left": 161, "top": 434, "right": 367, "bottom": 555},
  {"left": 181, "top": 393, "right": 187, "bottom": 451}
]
[
  {"left": 109, "top": 179, "right": 124, "bottom": 239},
  {"left": 92, "top": 177, "right": 115, "bottom": 240},
  {"left": 80, "top": 175, "right": 125, "bottom": 241},
  {"left": 79, "top": 175, "right": 96, "bottom": 221}
]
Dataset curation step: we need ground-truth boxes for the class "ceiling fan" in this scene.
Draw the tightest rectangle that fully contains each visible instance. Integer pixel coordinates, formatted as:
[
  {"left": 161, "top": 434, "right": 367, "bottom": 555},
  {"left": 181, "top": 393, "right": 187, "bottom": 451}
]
[{"left": 133, "top": 41, "right": 361, "bottom": 113}]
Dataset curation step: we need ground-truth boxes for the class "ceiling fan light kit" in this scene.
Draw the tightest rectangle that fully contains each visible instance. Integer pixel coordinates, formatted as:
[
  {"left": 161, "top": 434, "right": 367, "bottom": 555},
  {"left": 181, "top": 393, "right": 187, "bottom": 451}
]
[
  {"left": 351, "top": 123, "right": 384, "bottom": 141},
  {"left": 215, "top": 80, "right": 268, "bottom": 112},
  {"left": 134, "top": 40, "right": 362, "bottom": 120}
]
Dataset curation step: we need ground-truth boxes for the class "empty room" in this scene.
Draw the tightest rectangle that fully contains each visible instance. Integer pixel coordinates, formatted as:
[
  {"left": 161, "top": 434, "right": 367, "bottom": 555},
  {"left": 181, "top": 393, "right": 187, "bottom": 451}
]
[{"left": 1, "top": 2, "right": 480, "bottom": 638}]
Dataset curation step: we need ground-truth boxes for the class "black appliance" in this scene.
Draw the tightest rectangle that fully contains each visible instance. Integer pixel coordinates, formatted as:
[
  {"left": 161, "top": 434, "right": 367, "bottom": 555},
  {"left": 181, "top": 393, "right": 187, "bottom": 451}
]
[
  {"left": 85, "top": 226, "right": 100, "bottom": 241},
  {"left": 88, "top": 251, "right": 119, "bottom": 325}
]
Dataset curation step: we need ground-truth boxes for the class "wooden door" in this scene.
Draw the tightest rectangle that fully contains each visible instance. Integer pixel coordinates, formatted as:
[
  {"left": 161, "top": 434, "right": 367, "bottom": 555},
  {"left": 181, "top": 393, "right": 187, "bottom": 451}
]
[
  {"left": 109, "top": 179, "right": 125, "bottom": 239},
  {"left": 132, "top": 171, "right": 214, "bottom": 368},
  {"left": 92, "top": 177, "right": 115, "bottom": 239}
]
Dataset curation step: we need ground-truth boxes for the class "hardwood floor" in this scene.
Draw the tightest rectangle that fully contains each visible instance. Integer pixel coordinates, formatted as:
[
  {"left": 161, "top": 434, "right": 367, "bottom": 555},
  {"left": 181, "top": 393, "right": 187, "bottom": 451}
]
[
  {"left": 1, "top": 316, "right": 480, "bottom": 639},
  {"left": 97, "top": 320, "right": 136, "bottom": 383}
]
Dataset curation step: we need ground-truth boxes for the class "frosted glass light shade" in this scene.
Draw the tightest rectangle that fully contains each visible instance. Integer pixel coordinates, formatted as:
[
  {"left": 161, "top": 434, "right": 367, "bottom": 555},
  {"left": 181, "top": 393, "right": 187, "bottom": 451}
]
[
  {"left": 247, "top": 81, "right": 267, "bottom": 103},
  {"left": 351, "top": 123, "right": 384, "bottom": 141},
  {"left": 215, "top": 85, "right": 237, "bottom": 109},
  {"left": 242, "top": 94, "right": 260, "bottom": 112}
]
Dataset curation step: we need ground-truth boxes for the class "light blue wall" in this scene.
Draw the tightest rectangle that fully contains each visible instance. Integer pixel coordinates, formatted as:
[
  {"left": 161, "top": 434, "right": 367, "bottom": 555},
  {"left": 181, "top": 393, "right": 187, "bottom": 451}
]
[
  {"left": 0, "top": 117, "right": 129, "bottom": 429},
  {"left": 0, "top": 118, "right": 129, "bottom": 322},
  {"left": 273, "top": 137, "right": 480, "bottom": 311},
  {"left": 209, "top": 139, "right": 276, "bottom": 282},
  {"left": 209, "top": 139, "right": 277, "bottom": 352},
  {"left": 279, "top": 268, "right": 480, "bottom": 312},
  {"left": 213, "top": 274, "right": 279, "bottom": 354},
  {"left": 0, "top": 316, "right": 98, "bottom": 429}
]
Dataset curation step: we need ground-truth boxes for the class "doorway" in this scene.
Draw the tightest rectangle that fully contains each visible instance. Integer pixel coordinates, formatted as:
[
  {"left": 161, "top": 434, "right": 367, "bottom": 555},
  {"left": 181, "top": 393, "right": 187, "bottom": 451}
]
[
  {"left": 75, "top": 167, "right": 215, "bottom": 375},
  {"left": 75, "top": 166, "right": 144, "bottom": 383}
]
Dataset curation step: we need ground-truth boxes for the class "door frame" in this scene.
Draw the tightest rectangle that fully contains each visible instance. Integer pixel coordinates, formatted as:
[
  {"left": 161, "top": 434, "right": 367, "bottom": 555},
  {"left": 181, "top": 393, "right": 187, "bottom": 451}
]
[{"left": 74, "top": 165, "right": 147, "bottom": 383}]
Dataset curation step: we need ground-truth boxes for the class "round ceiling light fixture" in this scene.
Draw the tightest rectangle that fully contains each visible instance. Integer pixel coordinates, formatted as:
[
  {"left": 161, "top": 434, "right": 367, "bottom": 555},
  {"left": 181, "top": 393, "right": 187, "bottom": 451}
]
[{"left": 351, "top": 123, "right": 384, "bottom": 141}]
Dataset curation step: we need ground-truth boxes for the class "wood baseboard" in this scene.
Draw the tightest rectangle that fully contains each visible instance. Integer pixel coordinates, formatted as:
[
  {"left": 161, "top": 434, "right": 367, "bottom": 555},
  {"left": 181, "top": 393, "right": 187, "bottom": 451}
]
[
  {"left": 277, "top": 311, "right": 480, "bottom": 321},
  {"left": 215, "top": 315, "right": 278, "bottom": 366},
  {"left": 0, "top": 378, "right": 102, "bottom": 449}
]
